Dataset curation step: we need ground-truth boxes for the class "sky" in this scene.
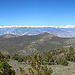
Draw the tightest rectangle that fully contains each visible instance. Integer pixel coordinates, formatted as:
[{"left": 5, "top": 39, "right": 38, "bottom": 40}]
[{"left": 0, "top": 0, "right": 75, "bottom": 26}]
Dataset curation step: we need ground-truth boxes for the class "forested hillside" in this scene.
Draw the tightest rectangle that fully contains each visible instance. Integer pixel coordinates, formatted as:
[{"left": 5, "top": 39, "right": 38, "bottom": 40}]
[
  {"left": 2, "top": 46, "right": 75, "bottom": 75},
  {"left": 0, "top": 52, "right": 15, "bottom": 75}
]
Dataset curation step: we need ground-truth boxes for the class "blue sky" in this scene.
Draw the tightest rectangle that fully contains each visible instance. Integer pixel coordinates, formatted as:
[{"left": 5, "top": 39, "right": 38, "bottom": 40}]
[{"left": 0, "top": 0, "right": 75, "bottom": 26}]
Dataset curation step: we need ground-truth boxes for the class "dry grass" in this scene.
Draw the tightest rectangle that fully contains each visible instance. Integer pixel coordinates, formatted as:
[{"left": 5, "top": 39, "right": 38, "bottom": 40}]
[
  {"left": 51, "top": 61, "right": 75, "bottom": 75},
  {"left": 8, "top": 60, "right": 75, "bottom": 75},
  {"left": 8, "top": 59, "right": 30, "bottom": 75}
]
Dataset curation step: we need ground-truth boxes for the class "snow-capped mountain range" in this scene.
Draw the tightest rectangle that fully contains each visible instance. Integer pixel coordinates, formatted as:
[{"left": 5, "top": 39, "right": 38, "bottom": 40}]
[
  {"left": 0, "top": 25, "right": 75, "bottom": 37},
  {"left": 0, "top": 25, "right": 75, "bottom": 28}
]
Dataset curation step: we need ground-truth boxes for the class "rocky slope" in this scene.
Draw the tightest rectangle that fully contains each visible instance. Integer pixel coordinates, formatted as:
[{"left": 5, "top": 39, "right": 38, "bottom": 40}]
[{"left": 0, "top": 32, "right": 75, "bottom": 56}]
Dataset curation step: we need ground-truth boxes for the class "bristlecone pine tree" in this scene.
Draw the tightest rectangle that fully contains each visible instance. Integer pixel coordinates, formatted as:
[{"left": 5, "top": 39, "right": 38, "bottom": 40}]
[
  {"left": 19, "top": 53, "right": 53, "bottom": 75},
  {"left": 0, "top": 52, "right": 15, "bottom": 75}
]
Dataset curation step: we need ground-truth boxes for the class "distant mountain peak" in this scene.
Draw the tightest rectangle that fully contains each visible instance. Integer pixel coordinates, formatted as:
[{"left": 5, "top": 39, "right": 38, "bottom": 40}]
[
  {"left": 40, "top": 32, "right": 54, "bottom": 36},
  {"left": 1, "top": 34, "right": 19, "bottom": 38},
  {"left": 41, "top": 32, "right": 50, "bottom": 35},
  {"left": 38, "top": 32, "right": 56, "bottom": 39},
  {"left": 58, "top": 25, "right": 75, "bottom": 28}
]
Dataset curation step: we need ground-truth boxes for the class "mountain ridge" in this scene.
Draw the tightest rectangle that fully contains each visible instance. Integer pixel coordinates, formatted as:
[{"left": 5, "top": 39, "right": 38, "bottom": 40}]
[{"left": 0, "top": 32, "right": 75, "bottom": 56}]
